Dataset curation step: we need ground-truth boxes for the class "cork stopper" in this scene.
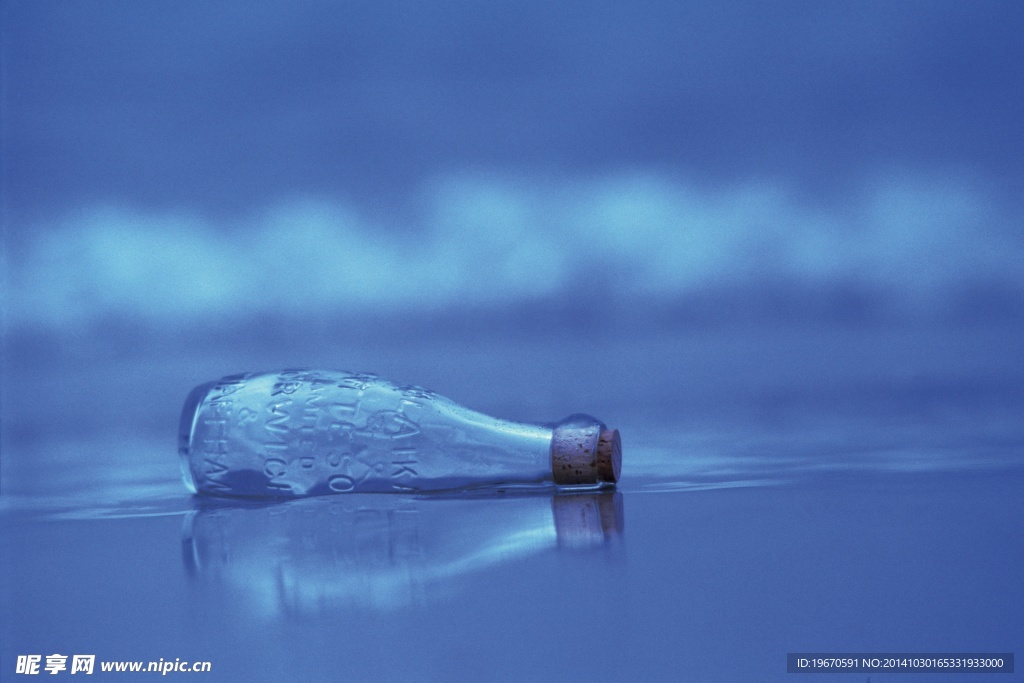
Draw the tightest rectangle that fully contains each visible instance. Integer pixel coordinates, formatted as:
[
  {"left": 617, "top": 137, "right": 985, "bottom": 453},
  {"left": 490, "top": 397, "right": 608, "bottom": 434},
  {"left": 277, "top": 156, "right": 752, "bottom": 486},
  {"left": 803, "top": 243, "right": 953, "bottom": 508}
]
[
  {"left": 551, "top": 415, "right": 622, "bottom": 486},
  {"left": 597, "top": 428, "right": 622, "bottom": 483}
]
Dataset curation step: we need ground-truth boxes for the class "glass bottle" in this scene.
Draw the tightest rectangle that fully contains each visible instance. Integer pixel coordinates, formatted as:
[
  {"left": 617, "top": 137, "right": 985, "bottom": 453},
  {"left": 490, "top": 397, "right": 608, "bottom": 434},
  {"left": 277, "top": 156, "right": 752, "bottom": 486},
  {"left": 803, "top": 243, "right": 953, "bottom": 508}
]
[{"left": 179, "top": 369, "right": 621, "bottom": 497}]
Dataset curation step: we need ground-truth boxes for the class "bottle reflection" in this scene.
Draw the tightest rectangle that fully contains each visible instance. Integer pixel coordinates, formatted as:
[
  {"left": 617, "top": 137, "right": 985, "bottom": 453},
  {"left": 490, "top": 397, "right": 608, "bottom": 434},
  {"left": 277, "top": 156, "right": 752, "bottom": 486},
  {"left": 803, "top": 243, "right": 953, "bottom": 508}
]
[{"left": 182, "top": 491, "right": 623, "bottom": 616}]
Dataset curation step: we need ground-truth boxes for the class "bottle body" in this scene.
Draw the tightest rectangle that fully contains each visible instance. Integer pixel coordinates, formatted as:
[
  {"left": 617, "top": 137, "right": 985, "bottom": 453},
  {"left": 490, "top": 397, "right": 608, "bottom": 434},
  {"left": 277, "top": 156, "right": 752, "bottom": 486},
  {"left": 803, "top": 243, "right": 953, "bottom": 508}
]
[{"left": 179, "top": 370, "right": 617, "bottom": 498}]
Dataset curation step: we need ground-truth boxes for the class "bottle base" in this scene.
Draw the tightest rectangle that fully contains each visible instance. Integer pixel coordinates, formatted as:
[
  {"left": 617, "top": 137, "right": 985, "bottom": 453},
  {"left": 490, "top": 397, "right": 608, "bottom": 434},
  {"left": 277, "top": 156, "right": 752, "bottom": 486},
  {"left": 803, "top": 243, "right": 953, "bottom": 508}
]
[{"left": 178, "top": 381, "right": 219, "bottom": 495}]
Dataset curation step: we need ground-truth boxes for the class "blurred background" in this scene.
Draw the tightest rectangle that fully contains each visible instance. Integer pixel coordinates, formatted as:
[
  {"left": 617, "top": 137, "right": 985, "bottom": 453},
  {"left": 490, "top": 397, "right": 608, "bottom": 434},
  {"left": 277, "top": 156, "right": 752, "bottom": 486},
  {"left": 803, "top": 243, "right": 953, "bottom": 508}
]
[{"left": 2, "top": 0, "right": 1023, "bottom": 501}]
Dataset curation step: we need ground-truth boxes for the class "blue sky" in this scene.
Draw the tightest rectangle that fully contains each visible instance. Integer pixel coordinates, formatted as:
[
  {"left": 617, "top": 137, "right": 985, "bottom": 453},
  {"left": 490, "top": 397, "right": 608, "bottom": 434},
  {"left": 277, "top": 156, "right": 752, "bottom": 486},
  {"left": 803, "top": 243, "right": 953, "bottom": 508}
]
[{"left": 3, "top": 0, "right": 1022, "bottom": 329}]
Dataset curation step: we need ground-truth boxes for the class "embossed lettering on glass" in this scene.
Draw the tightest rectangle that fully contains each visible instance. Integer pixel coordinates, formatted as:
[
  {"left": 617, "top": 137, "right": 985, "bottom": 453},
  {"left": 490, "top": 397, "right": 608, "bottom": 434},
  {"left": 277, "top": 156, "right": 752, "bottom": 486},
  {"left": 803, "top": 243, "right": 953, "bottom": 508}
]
[{"left": 179, "top": 370, "right": 622, "bottom": 497}]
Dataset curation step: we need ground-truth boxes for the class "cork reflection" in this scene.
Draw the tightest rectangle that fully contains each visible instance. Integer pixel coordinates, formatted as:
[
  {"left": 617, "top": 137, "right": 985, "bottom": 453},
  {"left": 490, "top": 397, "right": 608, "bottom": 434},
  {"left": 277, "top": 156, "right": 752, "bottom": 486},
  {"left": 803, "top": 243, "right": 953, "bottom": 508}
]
[{"left": 181, "top": 491, "right": 624, "bottom": 616}]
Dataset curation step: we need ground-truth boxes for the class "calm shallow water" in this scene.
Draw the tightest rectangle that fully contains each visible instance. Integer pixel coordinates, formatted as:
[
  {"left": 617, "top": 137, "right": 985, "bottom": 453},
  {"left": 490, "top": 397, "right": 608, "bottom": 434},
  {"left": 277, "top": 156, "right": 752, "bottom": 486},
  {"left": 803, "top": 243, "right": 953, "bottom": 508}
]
[
  {"left": 2, "top": 440, "right": 1021, "bottom": 682},
  {"left": 2, "top": 320, "right": 1022, "bottom": 681}
]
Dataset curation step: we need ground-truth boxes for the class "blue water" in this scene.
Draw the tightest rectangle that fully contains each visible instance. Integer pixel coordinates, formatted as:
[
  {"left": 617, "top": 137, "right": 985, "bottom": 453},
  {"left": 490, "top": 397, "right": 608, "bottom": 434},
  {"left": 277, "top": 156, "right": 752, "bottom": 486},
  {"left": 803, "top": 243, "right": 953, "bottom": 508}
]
[{"left": 2, "top": 319, "right": 1021, "bottom": 681}]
